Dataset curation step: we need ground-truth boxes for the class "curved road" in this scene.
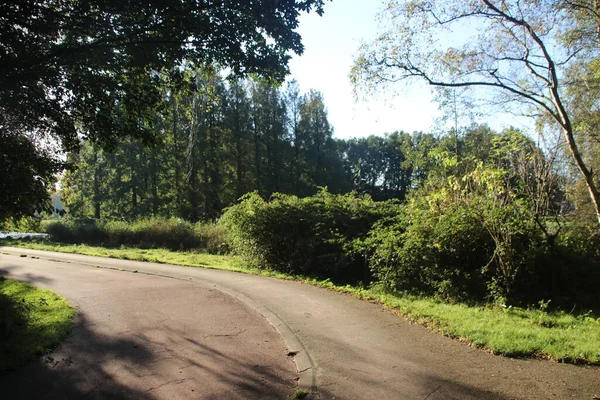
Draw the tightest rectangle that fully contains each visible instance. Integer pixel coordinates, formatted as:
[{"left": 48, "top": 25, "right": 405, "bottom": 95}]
[{"left": 1, "top": 247, "right": 599, "bottom": 399}]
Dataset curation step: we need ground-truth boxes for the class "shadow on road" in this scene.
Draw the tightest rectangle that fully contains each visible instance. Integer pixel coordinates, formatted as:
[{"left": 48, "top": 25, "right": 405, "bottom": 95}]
[
  {"left": 1, "top": 312, "right": 155, "bottom": 399},
  {"left": 312, "top": 333, "right": 511, "bottom": 400},
  {"left": 1, "top": 309, "right": 293, "bottom": 399},
  {"left": 0, "top": 265, "right": 54, "bottom": 286}
]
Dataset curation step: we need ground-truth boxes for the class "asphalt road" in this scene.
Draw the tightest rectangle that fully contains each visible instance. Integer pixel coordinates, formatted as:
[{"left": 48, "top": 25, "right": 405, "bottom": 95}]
[{"left": 1, "top": 247, "right": 599, "bottom": 399}]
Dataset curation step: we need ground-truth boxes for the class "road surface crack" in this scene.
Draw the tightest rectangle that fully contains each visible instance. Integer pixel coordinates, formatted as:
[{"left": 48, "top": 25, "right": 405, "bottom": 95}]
[
  {"left": 424, "top": 385, "right": 441, "bottom": 400},
  {"left": 146, "top": 378, "right": 186, "bottom": 392},
  {"left": 203, "top": 328, "right": 246, "bottom": 339}
]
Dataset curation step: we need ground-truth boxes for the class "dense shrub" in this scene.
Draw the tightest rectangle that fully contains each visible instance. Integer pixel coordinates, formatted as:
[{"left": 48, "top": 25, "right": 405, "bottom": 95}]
[
  {"left": 367, "top": 162, "right": 545, "bottom": 304},
  {"left": 221, "top": 189, "right": 399, "bottom": 283},
  {"left": 44, "top": 218, "right": 228, "bottom": 253},
  {"left": 366, "top": 160, "right": 600, "bottom": 308},
  {"left": 517, "top": 223, "right": 600, "bottom": 309},
  {"left": 0, "top": 216, "right": 44, "bottom": 233},
  {"left": 45, "top": 219, "right": 106, "bottom": 244},
  {"left": 366, "top": 203, "right": 494, "bottom": 303}
]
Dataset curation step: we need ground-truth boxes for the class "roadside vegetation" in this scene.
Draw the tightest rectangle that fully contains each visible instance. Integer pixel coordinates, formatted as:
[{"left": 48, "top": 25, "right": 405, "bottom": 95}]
[
  {"left": 3, "top": 125, "right": 600, "bottom": 365},
  {"left": 42, "top": 218, "right": 229, "bottom": 254},
  {"left": 3, "top": 235, "right": 599, "bottom": 365},
  {"left": 0, "top": 277, "right": 74, "bottom": 374}
]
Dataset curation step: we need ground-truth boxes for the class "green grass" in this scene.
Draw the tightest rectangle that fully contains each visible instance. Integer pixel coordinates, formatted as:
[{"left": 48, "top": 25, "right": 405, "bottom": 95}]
[
  {"left": 368, "top": 288, "right": 600, "bottom": 363},
  {"left": 3, "top": 239, "right": 599, "bottom": 365},
  {"left": 0, "top": 239, "right": 282, "bottom": 277},
  {"left": 0, "top": 276, "right": 74, "bottom": 374}
]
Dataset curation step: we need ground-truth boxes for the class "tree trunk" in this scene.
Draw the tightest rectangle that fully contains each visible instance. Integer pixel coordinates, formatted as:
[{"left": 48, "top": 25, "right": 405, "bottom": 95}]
[{"left": 563, "top": 126, "right": 600, "bottom": 226}]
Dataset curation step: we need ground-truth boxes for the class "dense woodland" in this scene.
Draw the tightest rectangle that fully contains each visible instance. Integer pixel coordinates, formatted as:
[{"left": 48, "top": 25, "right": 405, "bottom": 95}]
[{"left": 62, "top": 72, "right": 439, "bottom": 220}]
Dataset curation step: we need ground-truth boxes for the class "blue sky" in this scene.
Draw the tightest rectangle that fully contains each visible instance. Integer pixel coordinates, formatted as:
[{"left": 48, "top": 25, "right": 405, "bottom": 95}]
[
  {"left": 287, "top": 0, "right": 532, "bottom": 140},
  {"left": 287, "top": 0, "right": 437, "bottom": 139}
]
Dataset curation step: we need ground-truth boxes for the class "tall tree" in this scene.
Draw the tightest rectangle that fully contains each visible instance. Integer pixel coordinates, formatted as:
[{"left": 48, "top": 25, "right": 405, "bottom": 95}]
[
  {"left": 250, "top": 82, "right": 288, "bottom": 195},
  {"left": 285, "top": 80, "right": 305, "bottom": 191},
  {"left": 0, "top": 131, "right": 63, "bottom": 221},
  {"left": 225, "top": 81, "right": 254, "bottom": 200},
  {"left": 297, "top": 89, "right": 343, "bottom": 193},
  {"left": 0, "top": 0, "right": 325, "bottom": 221},
  {"left": 351, "top": 0, "right": 600, "bottom": 229}
]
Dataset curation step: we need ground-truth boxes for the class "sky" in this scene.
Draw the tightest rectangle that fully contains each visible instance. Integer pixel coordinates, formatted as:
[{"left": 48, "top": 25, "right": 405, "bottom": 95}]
[{"left": 286, "top": 0, "right": 532, "bottom": 140}]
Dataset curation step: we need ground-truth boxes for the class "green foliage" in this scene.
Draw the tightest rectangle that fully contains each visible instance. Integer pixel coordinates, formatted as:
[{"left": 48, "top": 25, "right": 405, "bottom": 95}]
[
  {"left": 0, "top": 216, "right": 44, "bottom": 233},
  {"left": 521, "top": 223, "right": 600, "bottom": 309},
  {"left": 367, "top": 145, "right": 600, "bottom": 308},
  {"left": 44, "top": 218, "right": 228, "bottom": 254},
  {"left": 367, "top": 189, "right": 493, "bottom": 302},
  {"left": 341, "top": 131, "right": 438, "bottom": 201},
  {"left": 367, "top": 155, "right": 545, "bottom": 304},
  {"left": 0, "top": 276, "right": 74, "bottom": 374},
  {"left": 1, "top": 0, "right": 326, "bottom": 223},
  {"left": 0, "top": 131, "right": 64, "bottom": 223},
  {"left": 352, "top": 0, "right": 600, "bottom": 229},
  {"left": 61, "top": 77, "right": 353, "bottom": 221},
  {"left": 221, "top": 190, "right": 399, "bottom": 283},
  {"left": 1, "top": 0, "right": 325, "bottom": 152},
  {"left": 290, "top": 389, "right": 310, "bottom": 399},
  {"left": 375, "top": 290, "right": 600, "bottom": 364}
]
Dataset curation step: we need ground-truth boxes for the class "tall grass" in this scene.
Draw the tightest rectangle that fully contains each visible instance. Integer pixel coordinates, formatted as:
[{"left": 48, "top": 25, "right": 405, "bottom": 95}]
[{"left": 44, "top": 218, "right": 229, "bottom": 253}]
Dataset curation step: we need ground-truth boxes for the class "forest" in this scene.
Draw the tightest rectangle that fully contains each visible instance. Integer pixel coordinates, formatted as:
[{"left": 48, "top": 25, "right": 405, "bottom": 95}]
[{"left": 62, "top": 71, "right": 438, "bottom": 221}]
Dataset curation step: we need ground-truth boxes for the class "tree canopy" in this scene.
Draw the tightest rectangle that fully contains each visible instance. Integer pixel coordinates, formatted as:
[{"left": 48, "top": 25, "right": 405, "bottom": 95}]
[
  {"left": 0, "top": 0, "right": 325, "bottom": 221},
  {"left": 351, "top": 0, "right": 600, "bottom": 229},
  {"left": 1, "top": 0, "right": 325, "bottom": 150}
]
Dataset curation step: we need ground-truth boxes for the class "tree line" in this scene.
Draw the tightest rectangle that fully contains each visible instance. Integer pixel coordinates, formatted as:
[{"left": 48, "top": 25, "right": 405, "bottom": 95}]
[
  {"left": 62, "top": 72, "right": 445, "bottom": 221},
  {"left": 0, "top": 0, "right": 325, "bottom": 223}
]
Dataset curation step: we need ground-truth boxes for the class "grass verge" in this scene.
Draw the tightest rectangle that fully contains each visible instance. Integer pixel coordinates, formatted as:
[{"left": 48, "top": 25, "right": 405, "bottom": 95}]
[
  {"left": 3, "top": 239, "right": 599, "bottom": 365},
  {"left": 0, "top": 276, "right": 74, "bottom": 374},
  {"left": 341, "top": 284, "right": 600, "bottom": 364}
]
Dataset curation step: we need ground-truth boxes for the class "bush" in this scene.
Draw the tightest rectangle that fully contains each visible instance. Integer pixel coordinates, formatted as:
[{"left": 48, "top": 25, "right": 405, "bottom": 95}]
[
  {"left": 366, "top": 199, "right": 496, "bottom": 303},
  {"left": 0, "top": 216, "right": 44, "bottom": 233},
  {"left": 366, "top": 159, "right": 600, "bottom": 309},
  {"left": 366, "top": 162, "right": 543, "bottom": 304},
  {"left": 517, "top": 222, "right": 600, "bottom": 309},
  {"left": 221, "top": 189, "right": 399, "bottom": 284},
  {"left": 45, "top": 218, "right": 105, "bottom": 244},
  {"left": 44, "top": 218, "right": 227, "bottom": 253}
]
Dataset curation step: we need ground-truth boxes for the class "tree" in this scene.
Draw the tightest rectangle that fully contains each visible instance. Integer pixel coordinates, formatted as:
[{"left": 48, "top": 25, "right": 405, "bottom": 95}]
[
  {"left": 0, "top": 131, "right": 62, "bottom": 221},
  {"left": 250, "top": 81, "right": 288, "bottom": 196},
  {"left": 0, "top": 0, "right": 325, "bottom": 221},
  {"left": 225, "top": 81, "right": 254, "bottom": 200},
  {"left": 284, "top": 80, "right": 305, "bottom": 190},
  {"left": 351, "top": 0, "right": 600, "bottom": 229},
  {"left": 297, "top": 89, "right": 345, "bottom": 193},
  {"left": 1, "top": 0, "right": 325, "bottom": 150}
]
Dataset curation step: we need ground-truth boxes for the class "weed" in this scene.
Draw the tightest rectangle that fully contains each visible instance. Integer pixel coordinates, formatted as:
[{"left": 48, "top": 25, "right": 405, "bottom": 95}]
[{"left": 290, "top": 389, "right": 310, "bottom": 399}]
